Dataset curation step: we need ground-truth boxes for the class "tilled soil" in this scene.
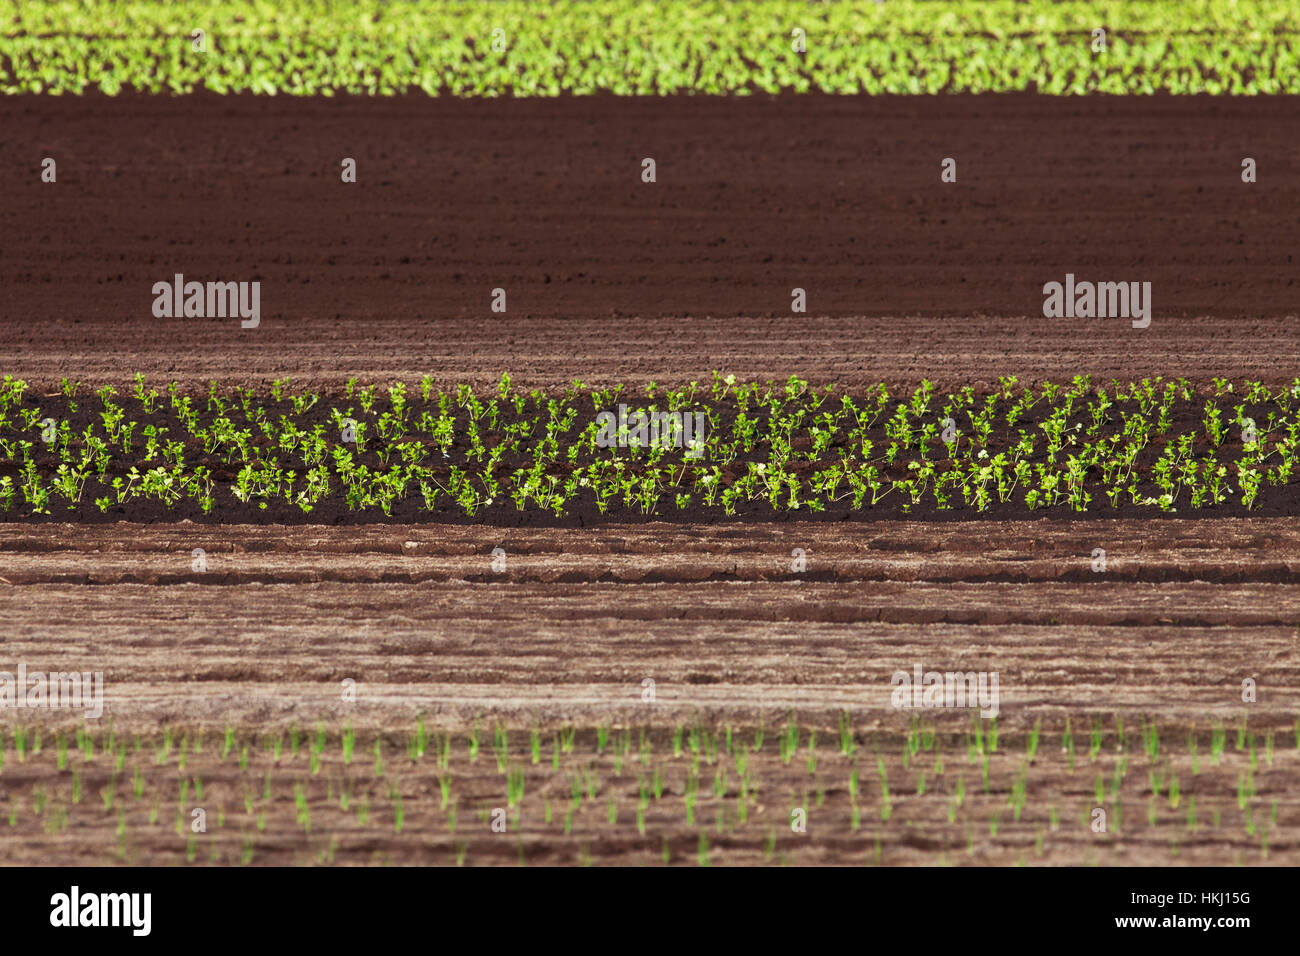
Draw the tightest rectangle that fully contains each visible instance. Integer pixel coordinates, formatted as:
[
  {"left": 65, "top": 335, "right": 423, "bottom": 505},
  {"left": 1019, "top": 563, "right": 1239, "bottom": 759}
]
[
  {"left": 0, "top": 519, "right": 1295, "bottom": 864},
  {"left": 1, "top": 730, "right": 1290, "bottom": 867},
  {"left": 3, "top": 92, "right": 1298, "bottom": 864},
  {"left": 2, "top": 94, "right": 1300, "bottom": 390},
  {"left": 3, "top": 519, "right": 1298, "bottom": 730}
]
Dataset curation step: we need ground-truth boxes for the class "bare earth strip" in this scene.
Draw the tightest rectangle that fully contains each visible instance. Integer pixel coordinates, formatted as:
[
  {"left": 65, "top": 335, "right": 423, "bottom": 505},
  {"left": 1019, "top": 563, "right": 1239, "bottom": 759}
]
[
  {"left": 2, "top": 518, "right": 1298, "bottom": 730},
  {"left": 3, "top": 94, "right": 1300, "bottom": 390},
  {"left": 8, "top": 315, "right": 1300, "bottom": 393}
]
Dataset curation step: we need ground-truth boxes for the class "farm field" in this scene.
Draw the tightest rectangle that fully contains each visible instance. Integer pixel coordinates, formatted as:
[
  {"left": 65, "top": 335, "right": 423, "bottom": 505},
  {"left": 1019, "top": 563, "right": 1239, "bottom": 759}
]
[
  {"left": 4, "top": 0, "right": 1298, "bottom": 96},
  {"left": 4, "top": 1, "right": 1300, "bottom": 876},
  {"left": 0, "top": 519, "right": 1297, "bottom": 865},
  {"left": 3, "top": 92, "right": 1300, "bottom": 866}
]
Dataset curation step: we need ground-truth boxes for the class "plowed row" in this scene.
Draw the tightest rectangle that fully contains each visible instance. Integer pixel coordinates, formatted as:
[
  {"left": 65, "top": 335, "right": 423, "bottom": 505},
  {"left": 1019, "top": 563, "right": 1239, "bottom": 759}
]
[{"left": 3, "top": 94, "right": 1300, "bottom": 390}]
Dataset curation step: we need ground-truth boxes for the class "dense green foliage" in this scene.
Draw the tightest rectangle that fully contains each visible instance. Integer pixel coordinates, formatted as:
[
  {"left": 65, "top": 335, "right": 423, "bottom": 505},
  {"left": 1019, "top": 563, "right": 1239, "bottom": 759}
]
[
  {"left": 2, "top": 1, "right": 1298, "bottom": 96},
  {"left": 1, "top": 372, "right": 1297, "bottom": 520}
]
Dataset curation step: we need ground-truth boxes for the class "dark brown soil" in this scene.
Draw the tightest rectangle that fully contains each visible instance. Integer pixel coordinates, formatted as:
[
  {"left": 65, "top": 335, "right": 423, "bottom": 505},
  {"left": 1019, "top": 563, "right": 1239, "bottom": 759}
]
[{"left": 2, "top": 94, "right": 1300, "bottom": 390}]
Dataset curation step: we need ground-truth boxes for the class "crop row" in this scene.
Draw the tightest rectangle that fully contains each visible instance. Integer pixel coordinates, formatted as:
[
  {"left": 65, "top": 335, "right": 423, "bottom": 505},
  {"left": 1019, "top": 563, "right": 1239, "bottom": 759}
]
[
  {"left": 2, "top": 373, "right": 1298, "bottom": 520},
  {"left": 2, "top": 1, "right": 1298, "bottom": 95},
  {"left": 2, "top": 713, "right": 1293, "bottom": 865}
]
